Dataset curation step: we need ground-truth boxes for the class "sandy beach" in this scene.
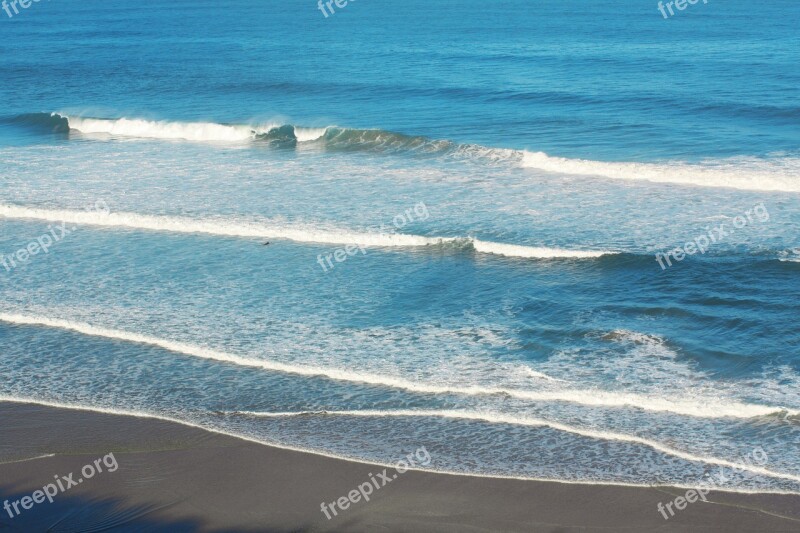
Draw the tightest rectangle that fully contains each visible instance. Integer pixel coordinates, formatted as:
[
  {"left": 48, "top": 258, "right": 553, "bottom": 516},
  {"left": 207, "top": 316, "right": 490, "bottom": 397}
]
[{"left": 1, "top": 401, "right": 798, "bottom": 532}]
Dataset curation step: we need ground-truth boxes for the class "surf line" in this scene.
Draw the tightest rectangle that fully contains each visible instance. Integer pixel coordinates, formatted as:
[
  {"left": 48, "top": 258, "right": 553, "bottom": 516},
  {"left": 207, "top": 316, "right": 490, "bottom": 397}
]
[{"left": 0, "top": 313, "right": 794, "bottom": 420}]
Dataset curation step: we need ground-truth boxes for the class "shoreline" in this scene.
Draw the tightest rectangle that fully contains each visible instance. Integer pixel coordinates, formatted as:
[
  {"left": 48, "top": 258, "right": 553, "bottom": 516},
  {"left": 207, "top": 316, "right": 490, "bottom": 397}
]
[
  {"left": 0, "top": 396, "right": 795, "bottom": 494},
  {"left": 1, "top": 401, "right": 800, "bottom": 532}
]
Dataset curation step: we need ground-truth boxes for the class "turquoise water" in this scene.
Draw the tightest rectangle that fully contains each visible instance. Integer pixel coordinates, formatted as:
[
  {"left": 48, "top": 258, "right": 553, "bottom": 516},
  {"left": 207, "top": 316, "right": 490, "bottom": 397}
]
[{"left": 0, "top": 0, "right": 799, "bottom": 491}]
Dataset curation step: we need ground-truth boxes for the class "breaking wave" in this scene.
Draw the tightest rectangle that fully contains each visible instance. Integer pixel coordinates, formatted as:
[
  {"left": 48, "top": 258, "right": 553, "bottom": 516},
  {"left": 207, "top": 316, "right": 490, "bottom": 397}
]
[{"left": 6, "top": 113, "right": 798, "bottom": 192}]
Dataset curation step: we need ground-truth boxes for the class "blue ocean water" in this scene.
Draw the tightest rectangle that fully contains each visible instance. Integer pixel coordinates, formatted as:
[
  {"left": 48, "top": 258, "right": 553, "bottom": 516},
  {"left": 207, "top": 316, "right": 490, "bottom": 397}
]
[{"left": 0, "top": 0, "right": 799, "bottom": 491}]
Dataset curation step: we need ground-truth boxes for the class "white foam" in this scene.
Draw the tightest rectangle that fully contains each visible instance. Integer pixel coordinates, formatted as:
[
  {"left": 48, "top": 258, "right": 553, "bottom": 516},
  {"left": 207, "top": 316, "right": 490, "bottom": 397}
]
[
  {"left": 519, "top": 366, "right": 566, "bottom": 381},
  {"left": 778, "top": 249, "right": 800, "bottom": 262},
  {"left": 294, "top": 126, "right": 328, "bottom": 142},
  {"left": 0, "top": 313, "right": 793, "bottom": 419},
  {"left": 472, "top": 239, "right": 610, "bottom": 259},
  {"left": 231, "top": 408, "right": 800, "bottom": 483},
  {"left": 0, "top": 204, "right": 609, "bottom": 259},
  {"left": 64, "top": 115, "right": 255, "bottom": 142},
  {"left": 603, "top": 329, "right": 673, "bottom": 351},
  {"left": 62, "top": 115, "right": 329, "bottom": 143},
  {"left": 0, "top": 453, "right": 56, "bottom": 465},
  {"left": 521, "top": 151, "right": 800, "bottom": 193}
]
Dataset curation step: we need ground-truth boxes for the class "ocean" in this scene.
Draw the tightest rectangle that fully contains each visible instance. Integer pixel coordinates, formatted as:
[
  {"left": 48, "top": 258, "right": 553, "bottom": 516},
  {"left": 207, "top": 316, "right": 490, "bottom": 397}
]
[{"left": 1, "top": 0, "right": 799, "bottom": 493}]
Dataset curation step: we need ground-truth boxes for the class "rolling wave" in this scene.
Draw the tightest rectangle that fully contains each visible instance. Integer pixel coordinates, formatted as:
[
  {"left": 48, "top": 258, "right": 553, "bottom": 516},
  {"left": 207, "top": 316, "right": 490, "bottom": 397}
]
[
  {"left": 10, "top": 113, "right": 328, "bottom": 144},
  {"left": 0, "top": 204, "right": 613, "bottom": 259},
  {"left": 0, "top": 313, "right": 794, "bottom": 419},
  {"left": 50, "top": 112, "right": 496, "bottom": 156},
  {"left": 8, "top": 113, "right": 797, "bottom": 192}
]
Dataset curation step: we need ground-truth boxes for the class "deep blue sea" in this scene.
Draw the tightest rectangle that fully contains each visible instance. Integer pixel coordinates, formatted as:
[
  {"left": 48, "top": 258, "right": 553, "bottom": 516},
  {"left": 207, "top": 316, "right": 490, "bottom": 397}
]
[{"left": 1, "top": 0, "right": 799, "bottom": 492}]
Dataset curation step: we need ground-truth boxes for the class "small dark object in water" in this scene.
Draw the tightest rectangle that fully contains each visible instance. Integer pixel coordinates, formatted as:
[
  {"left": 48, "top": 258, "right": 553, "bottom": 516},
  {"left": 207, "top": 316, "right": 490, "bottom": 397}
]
[{"left": 263, "top": 241, "right": 270, "bottom": 246}]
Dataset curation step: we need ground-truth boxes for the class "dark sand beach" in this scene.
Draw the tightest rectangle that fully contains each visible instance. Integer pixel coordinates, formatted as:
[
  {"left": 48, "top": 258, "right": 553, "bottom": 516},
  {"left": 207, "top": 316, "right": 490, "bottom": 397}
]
[{"left": 1, "top": 401, "right": 799, "bottom": 532}]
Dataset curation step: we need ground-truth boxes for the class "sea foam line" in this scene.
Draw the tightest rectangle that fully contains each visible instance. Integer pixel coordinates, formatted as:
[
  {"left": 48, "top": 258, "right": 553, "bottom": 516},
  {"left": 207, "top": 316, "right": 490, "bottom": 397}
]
[
  {"left": 0, "top": 313, "right": 794, "bottom": 419},
  {"left": 231, "top": 408, "right": 800, "bottom": 484},
  {"left": 0, "top": 204, "right": 613, "bottom": 259},
  {"left": 0, "top": 453, "right": 56, "bottom": 466}
]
